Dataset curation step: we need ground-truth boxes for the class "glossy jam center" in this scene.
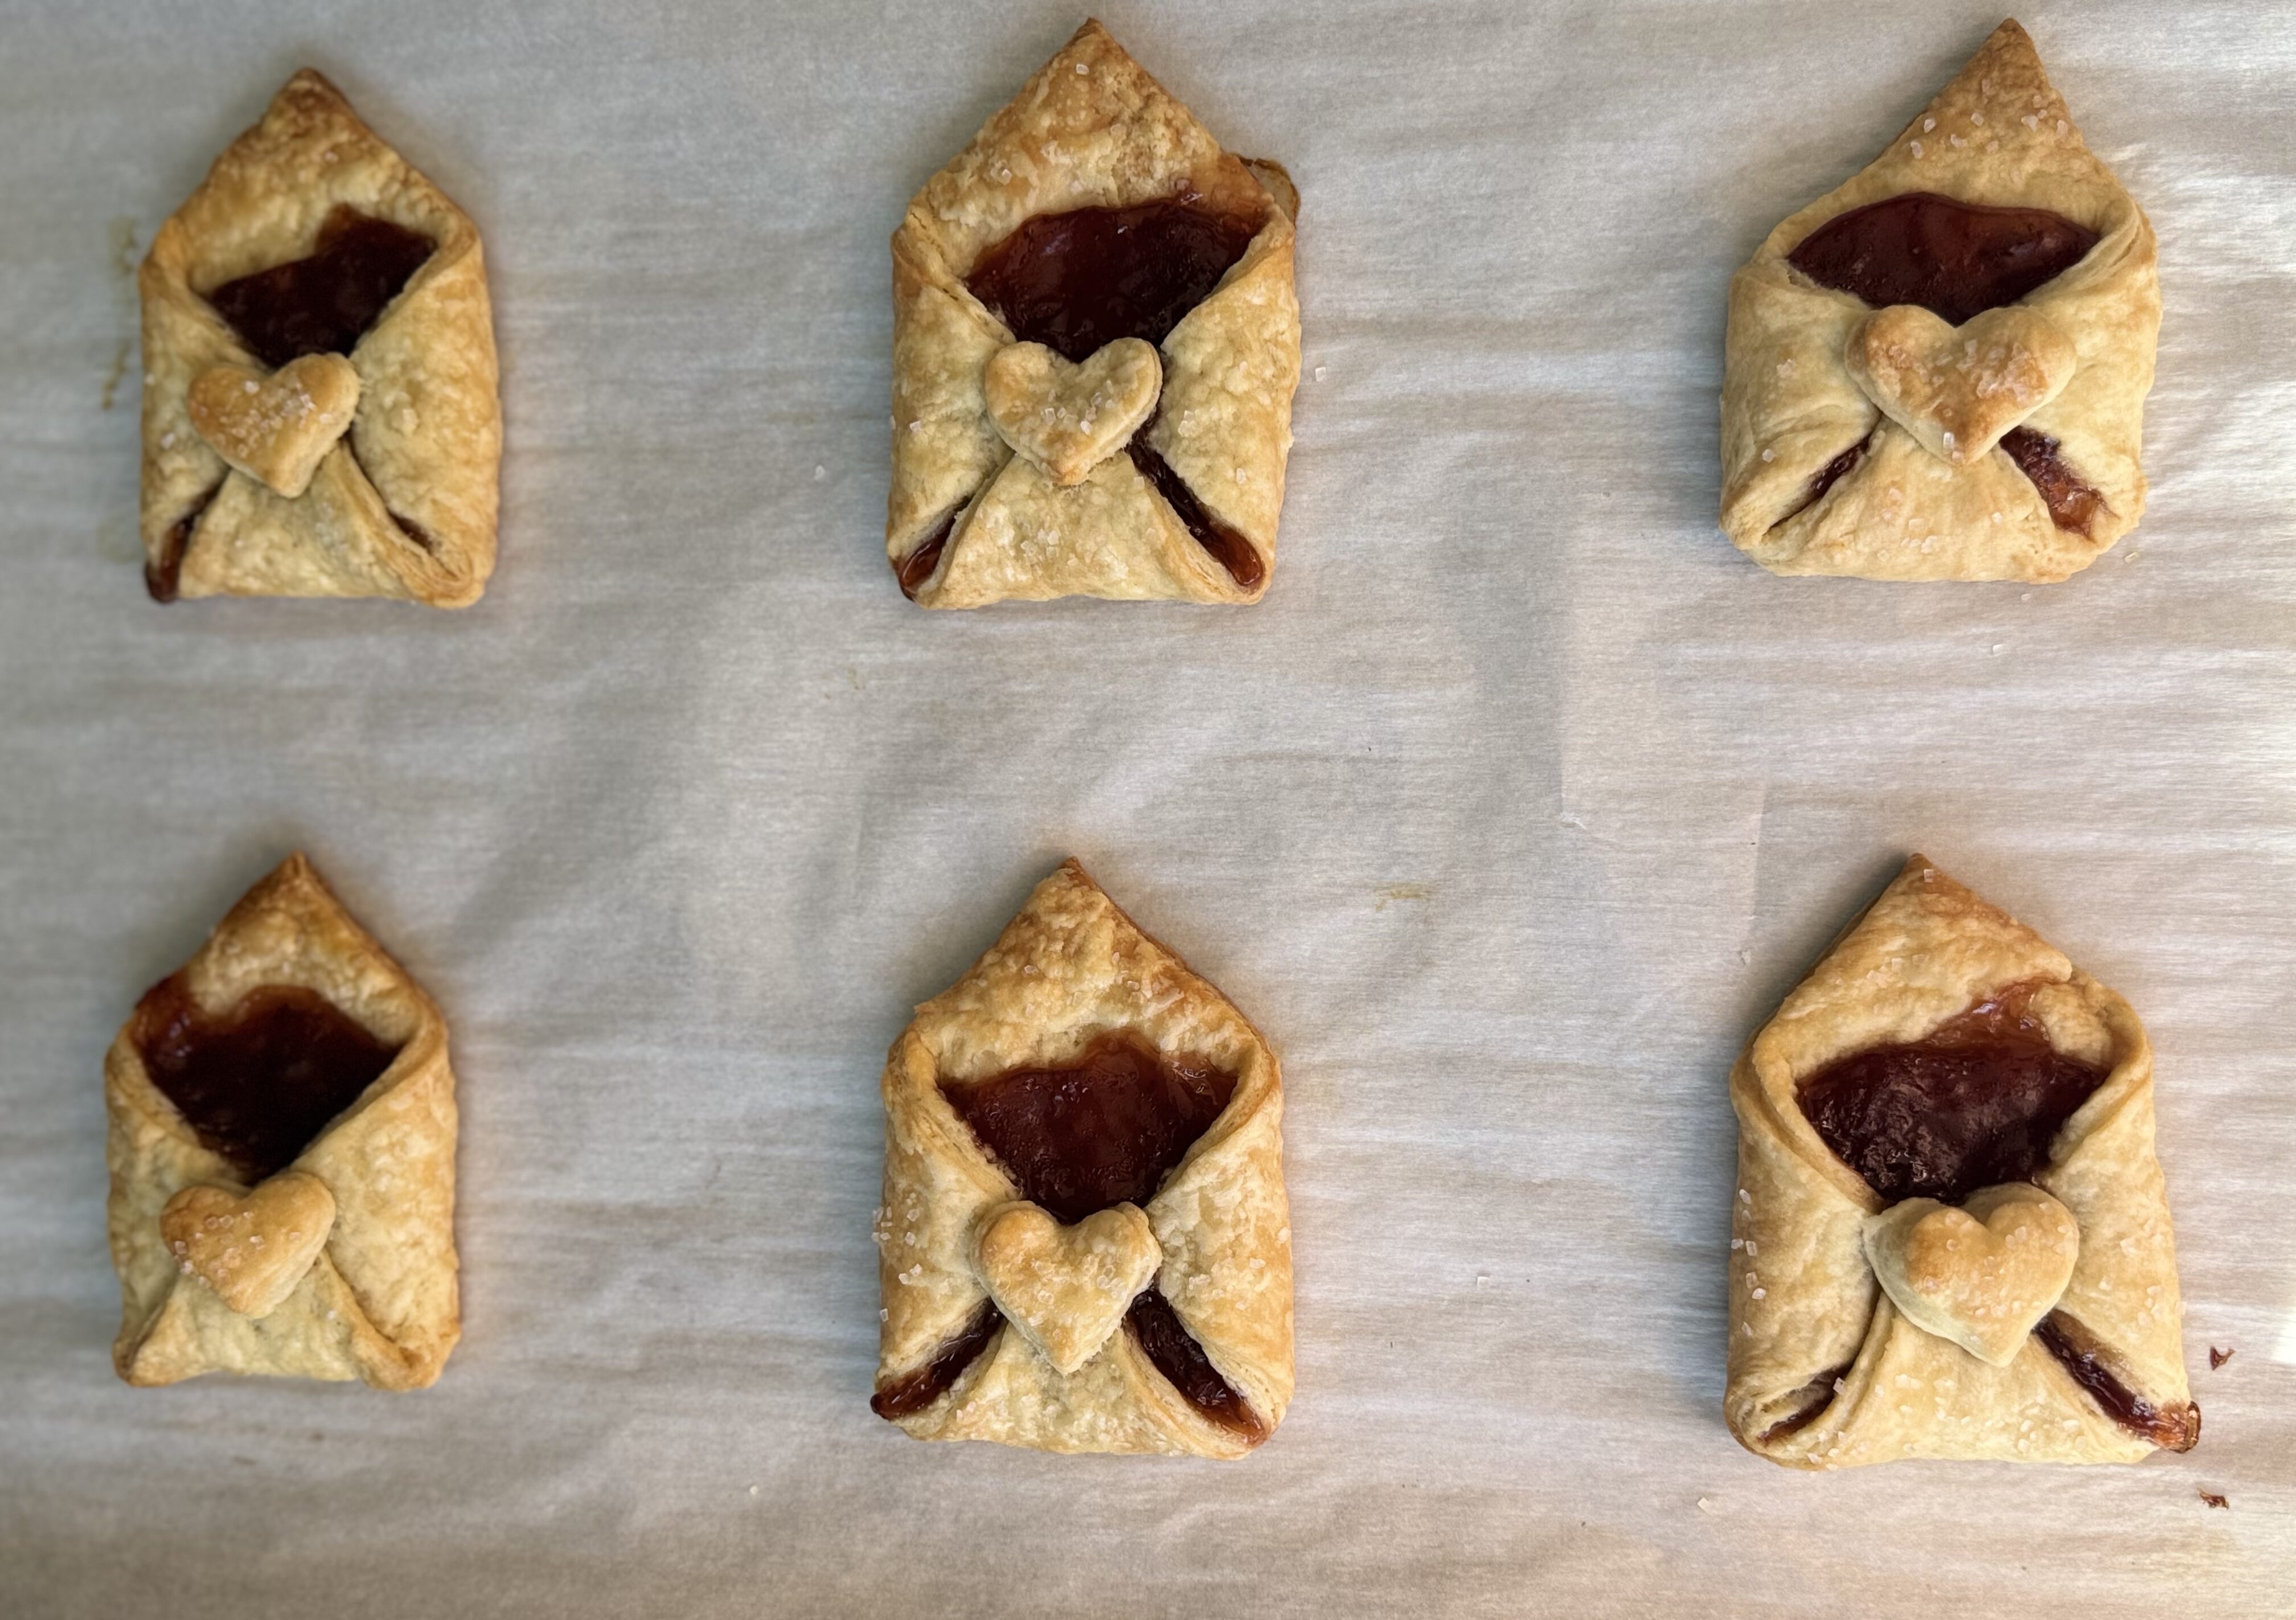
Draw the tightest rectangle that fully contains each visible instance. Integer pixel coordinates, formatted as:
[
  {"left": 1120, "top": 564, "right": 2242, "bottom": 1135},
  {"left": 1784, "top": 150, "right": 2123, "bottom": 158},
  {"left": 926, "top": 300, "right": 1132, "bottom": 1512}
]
[
  {"left": 1796, "top": 981, "right": 2108, "bottom": 1205},
  {"left": 964, "top": 198, "right": 1264, "bottom": 362},
  {"left": 1787, "top": 192, "right": 2098, "bottom": 327},
  {"left": 206, "top": 206, "right": 434, "bottom": 369},
  {"left": 941, "top": 1031, "right": 1236, "bottom": 1225},
  {"left": 133, "top": 973, "right": 400, "bottom": 1182}
]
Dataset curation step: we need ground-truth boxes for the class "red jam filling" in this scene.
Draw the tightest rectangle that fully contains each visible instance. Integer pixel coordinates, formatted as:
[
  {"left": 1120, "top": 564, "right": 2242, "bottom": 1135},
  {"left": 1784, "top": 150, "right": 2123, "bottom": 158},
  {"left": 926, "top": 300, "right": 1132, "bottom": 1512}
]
[
  {"left": 1796, "top": 980, "right": 2108, "bottom": 1206},
  {"left": 1999, "top": 426, "right": 2107, "bottom": 536},
  {"left": 868, "top": 1300, "right": 1002, "bottom": 1420},
  {"left": 940, "top": 1032, "right": 1235, "bottom": 1225},
  {"left": 206, "top": 206, "right": 434, "bottom": 369},
  {"left": 132, "top": 972, "right": 400, "bottom": 1181},
  {"left": 895, "top": 512, "right": 956, "bottom": 601},
  {"left": 875, "top": 1032, "right": 1257, "bottom": 1432},
  {"left": 1787, "top": 192, "right": 2097, "bottom": 327},
  {"left": 146, "top": 482, "right": 223, "bottom": 602},
  {"left": 964, "top": 198, "right": 1263, "bottom": 362},
  {"left": 2037, "top": 1313, "right": 2200, "bottom": 1451}
]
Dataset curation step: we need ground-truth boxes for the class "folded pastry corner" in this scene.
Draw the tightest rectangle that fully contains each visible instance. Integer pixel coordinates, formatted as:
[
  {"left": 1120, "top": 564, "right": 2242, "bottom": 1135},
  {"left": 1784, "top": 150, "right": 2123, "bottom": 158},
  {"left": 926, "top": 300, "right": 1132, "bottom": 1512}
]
[
  {"left": 140, "top": 69, "right": 501, "bottom": 605},
  {"left": 887, "top": 19, "right": 1301, "bottom": 608},
  {"left": 1720, "top": 19, "right": 2158, "bottom": 581},
  {"left": 872, "top": 858, "right": 1292, "bottom": 1456},
  {"left": 1727, "top": 854, "right": 2196, "bottom": 1466},
  {"left": 106, "top": 854, "right": 460, "bottom": 1388}
]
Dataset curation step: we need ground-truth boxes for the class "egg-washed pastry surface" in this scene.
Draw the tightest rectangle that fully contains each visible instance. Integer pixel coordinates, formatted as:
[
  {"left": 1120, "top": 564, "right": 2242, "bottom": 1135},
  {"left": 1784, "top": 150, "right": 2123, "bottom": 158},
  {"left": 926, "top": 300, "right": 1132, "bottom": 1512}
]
[
  {"left": 887, "top": 20, "right": 1301, "bottom": 608},
  {"left": 106, "top": 854, "right": 460, "bottom": 1388},
  {"left": 1720, "top": 20, "right": 2158, "bottom": 581},
  {"left": 1727, "top": 854, "right": 2196, "bottom": 1466},
  {"left": 872, "top": 859, "right": 1292, "bottom": 1456},
  {"left": 140, "top": 69, "right": 501, "bottom": 605}
]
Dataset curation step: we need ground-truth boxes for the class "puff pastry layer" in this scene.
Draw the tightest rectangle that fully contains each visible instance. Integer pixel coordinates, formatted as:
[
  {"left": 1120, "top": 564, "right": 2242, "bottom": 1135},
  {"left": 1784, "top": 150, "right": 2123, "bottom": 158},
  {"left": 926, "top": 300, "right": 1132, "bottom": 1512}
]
[
  {"left": 887, "top": 20, "right": 1301, "bottom": 608},
  {"left": 872, "top": 859, "right": 1293, "bottom": 1456},
  {"left": 140, "top": 70, "right": 501, "bottom": 605},
  {"left": 106, "top": 854, "right": 460, "bottom": 1388},
  {"left": 1721, "top": 20, "right": 2158, "bottom": 581},
  {"left": 1727, "top": 855, "right": 2196, "bottom": 1466}
]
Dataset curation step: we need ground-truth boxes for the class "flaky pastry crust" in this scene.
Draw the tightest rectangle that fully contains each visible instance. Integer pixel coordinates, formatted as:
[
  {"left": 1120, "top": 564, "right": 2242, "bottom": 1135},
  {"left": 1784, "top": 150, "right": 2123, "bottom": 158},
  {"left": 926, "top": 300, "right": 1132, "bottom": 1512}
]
[
  {"left": 1727, "top": 855, "right": 2192, "bottom": 1466},
  {"left": 1720, "top": 20, "right": 2158, "bottom": 581},
  {"left": 106, "top": 855, "right": 460, "bottom": 1388},
  {"left": 887, "top": 20, "right": 1301, "bottom": 607},
  {"left": 140, "top": 70, "right": 501, "bottom": 605},
  {"left": 874, "top": 859, "right": 1293, "bottom": 1456}
]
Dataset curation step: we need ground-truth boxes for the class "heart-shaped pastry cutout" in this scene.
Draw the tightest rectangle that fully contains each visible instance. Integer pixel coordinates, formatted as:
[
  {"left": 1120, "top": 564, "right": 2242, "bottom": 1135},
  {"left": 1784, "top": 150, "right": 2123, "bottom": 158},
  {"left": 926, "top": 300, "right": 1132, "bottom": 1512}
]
[
  {"left": 159, "top": 1169, "right": 336, "bottom": 1318},
  {"left": 971, "top": 1199, "right": 1163, "bottom": 1375},
  {"left": 1845, "top": 304, "right": 2077, "bottom": 466},
  {"left": 982, "top": 338, "right": 1161, "bottom": 487},
  {"left": 1863, "top": 1182, "right": 2078, "bottom": 1366},
  {"left": 186, "top": 352, "right": 362, "bottom": 498}
]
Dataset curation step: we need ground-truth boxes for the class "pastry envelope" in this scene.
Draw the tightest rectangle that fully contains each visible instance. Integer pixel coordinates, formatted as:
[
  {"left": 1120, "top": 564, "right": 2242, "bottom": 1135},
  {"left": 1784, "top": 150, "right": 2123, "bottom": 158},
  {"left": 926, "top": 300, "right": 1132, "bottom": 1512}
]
[
  {"left": 1720, "top": 20, "right": 2158, "bottom": 580},
  {"left": 140, "top": 69, "right": 501, "bottom": 605},
  {"left": 106, "top": 855, "right": 460, "bottom": 1388},
  {"left": 872, "top": 859, "right": 1293, "bottom": 1456},
  {"left": 887, "top": 20, "right": 1301, "bottom": 607},
  {"left": 1727, "top": 855, "right": 2196, "bottom": 1466}
]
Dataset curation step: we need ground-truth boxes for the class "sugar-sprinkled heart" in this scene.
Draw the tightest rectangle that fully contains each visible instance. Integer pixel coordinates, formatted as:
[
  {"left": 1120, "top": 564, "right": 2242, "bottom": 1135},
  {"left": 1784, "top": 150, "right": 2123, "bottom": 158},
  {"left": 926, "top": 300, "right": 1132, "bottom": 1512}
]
[
  {"left": 1845, "top": 304, "right": 2076, "bottom": 466},
  {"left": 159, "top": 1169, "right": 336, "bottom": 1318},
  {"left": 971, "top": 1199, "right": 1163, "bottom": 1375},
  {"left": 186, "top": 353, "right": 362, "bottom": 498},
  {"left": 982, "top": 338, "right": 1161, "bottom": 487},
  {"left": 1863, "top": 1182, "right": 2078, "bottom": 1366}
]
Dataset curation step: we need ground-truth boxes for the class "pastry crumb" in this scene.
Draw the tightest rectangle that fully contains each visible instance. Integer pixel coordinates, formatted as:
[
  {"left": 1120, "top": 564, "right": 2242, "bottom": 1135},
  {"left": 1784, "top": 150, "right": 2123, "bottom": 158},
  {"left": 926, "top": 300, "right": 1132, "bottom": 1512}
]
[
  {"left": 2200, "top": 1491, "right": 2229, "bottom": 1510},
  {"left": 2209, "top": 1346, "right": 2234, "bottom": 1370}
]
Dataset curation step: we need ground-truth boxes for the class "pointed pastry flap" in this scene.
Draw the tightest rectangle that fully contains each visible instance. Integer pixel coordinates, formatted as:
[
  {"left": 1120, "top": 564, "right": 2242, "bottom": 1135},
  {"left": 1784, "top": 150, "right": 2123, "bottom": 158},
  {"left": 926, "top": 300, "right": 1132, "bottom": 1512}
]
[
  {"left": 142, "top": 69, "right": 498, "bottom": 605},
  {"left": 1767, "top": 20, "right": 2140, "bottom": 245},
  {"left": 900, "top": 21, "right": 1268, "bottom": 286},
  {"left": 106, "top": 854, "right": 459, "bottom": 1388}
]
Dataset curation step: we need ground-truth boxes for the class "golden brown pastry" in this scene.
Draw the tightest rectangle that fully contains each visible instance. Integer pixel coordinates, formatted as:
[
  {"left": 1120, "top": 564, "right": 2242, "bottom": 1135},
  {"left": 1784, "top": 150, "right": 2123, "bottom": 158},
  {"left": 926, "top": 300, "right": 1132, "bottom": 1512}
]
[
  {"left": 1720, "top": 20, "right": 2158, "bottom": 581},
  {"left": 871, "top": 859, "right": 1292, "bottom": 1455},
  {"left": 887, "top": 20, "right": 1301, "bottom": 608},
  {"left": 140, "top": 70, "right": 501, "bottom": 605},
  {"left": 106, "top": 854, "right": 460, "bottom": 1388},
  {"left": 1727, "top": 855, "right": 2197, "bottom": 1466}
]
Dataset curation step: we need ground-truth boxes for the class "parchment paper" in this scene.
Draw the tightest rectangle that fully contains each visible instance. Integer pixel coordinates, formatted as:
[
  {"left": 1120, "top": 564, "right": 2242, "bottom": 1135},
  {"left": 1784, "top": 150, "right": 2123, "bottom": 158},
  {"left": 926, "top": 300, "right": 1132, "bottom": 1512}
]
[{"left": 2, "top": 2, "right": 2292, "bottom": 1614}]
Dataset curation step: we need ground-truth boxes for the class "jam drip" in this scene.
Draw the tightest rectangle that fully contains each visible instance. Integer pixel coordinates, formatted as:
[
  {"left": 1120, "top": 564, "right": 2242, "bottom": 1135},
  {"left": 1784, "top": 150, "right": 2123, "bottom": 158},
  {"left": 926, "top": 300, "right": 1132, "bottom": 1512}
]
[
  {"left": 1127, "top": 434, "right": 1265, "bottom": 589},
  {"left": 932, "top": 1031, "right": 1258, "bottom": 1433},
  {"left": 147, "top": 482, "right": 224, "bottom": 602},
  {"left": 132, "top": 971, "right": 401, "bottom": 1182},
  {"left": 1756, "top": 1363, "right": 1853, "bottom": 1446},
  {"left": 2037, "top": 1313, "right": 2200, "bottom": 1450},
  {"left": 1796, "top": 980, "right": 2108, "bottom": 1205},
  {"left": 964, "top": 198, "right": 1264, "bottom": 362},
  {"left": 207, "top": 206, "right": 434, "bottom": 369},
  {"left": 894, "top": 511, "right": 957, "bottom": 600},
  {"left": 940, "top": 1032, "right": 1235, "bottom": 1225},
  {"left": 1126, "top": 1289, "right": 1268, "bottom": 1442},
  {"left": 1787, "top": 192, "right": 2098, "bottom": 327},
  {"left": 870, "top": 1300, "right": 1002, "bottom": 1419},
  {"left": 1999, "top": 426, "right": 2106, "bottom": 536}
]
